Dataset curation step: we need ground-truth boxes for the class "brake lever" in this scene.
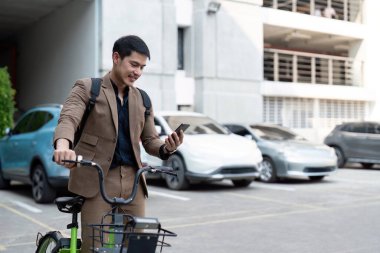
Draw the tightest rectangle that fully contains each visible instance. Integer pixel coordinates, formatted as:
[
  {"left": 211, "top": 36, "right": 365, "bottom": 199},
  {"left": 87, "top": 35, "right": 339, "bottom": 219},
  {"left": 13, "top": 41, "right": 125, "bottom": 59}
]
[{"left": 157, "top": 169, "right": 177, "bottom": 177}]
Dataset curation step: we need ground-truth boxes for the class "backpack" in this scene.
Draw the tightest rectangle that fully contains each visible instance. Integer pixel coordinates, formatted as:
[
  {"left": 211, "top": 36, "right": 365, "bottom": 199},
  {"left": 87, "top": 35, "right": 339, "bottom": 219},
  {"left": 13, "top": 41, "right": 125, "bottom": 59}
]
[{"left": 73, "top": 78, "right": 151, "bottom": 147}]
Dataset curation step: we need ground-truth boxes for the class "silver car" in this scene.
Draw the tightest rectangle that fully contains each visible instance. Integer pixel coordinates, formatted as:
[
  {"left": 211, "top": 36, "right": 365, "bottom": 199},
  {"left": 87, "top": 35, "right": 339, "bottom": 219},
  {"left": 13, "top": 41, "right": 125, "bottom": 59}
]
[
  {"left": 324, "top": 121, "right": 380, "bottom": 168},
  {"left": 224, "top": 123, "right": 337, "bottom": 183}
]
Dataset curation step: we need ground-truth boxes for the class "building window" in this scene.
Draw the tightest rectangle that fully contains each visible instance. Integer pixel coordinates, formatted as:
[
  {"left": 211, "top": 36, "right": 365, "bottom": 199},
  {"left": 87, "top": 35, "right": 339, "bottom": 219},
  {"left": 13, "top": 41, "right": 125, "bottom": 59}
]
[{"left": 177, "top": 27, "right": 185, "bottom": 70}]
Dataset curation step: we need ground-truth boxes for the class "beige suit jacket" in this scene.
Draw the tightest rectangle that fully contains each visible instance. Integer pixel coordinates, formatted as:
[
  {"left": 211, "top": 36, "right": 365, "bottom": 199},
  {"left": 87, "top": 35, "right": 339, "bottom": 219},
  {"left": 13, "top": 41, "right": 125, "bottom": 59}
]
[{"left": 54, "top": 72, "right": 164, "bottom": 198}]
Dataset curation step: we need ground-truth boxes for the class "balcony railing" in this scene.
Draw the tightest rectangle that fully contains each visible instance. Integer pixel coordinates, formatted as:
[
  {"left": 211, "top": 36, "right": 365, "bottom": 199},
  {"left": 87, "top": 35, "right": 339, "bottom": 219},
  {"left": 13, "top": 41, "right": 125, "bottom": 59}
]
[
  {"left": 263, "top": 0, "right": 362, "bottom": 23},
  {"left": 264, "top": 48, "right": 363, "bottom": 86}
]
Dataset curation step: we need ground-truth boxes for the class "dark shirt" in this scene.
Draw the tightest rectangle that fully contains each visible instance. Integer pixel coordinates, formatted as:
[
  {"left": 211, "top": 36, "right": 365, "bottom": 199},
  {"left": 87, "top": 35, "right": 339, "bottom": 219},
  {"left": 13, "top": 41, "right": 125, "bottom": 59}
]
[{"left": 110, "top": 80, "right": 137, "bottom": 168}]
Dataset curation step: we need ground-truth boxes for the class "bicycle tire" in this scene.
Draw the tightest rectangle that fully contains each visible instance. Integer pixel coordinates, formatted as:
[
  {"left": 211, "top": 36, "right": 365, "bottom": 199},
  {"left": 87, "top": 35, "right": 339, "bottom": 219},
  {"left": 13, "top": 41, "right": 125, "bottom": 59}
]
[{"left": 36, "top": 231, "right": 63, "bottom": 253}]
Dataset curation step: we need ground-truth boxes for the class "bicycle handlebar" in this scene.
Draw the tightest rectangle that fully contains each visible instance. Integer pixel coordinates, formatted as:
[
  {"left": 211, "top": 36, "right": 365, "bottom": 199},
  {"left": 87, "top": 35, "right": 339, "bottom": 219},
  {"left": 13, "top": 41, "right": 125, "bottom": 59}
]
[{"left": 61, "top": 156, "right": 176, "bottom": 206}]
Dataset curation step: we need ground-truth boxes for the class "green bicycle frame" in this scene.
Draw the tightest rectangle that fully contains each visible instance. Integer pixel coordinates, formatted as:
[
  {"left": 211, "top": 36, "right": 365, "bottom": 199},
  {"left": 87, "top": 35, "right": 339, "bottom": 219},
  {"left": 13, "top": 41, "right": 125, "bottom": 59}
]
[
  {"left": 57, "top": 226, "right": 79, "bottom": 253},
  {"left": 69, "top": 225, "right": 78, "bottom": 253},
  {"left": 105, "top": 227, "right": 115, "bottom": 248}
]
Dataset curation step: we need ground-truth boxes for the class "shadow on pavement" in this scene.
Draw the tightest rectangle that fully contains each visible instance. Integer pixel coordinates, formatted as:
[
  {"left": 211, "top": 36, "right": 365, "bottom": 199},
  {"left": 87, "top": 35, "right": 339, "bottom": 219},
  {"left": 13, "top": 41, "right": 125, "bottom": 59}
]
[
  {"left": 343, "top": 163, "right": 380, "bottom": 171},
  {"left": 147, "top": 178, "right": 238, "bottom": 192},
  {"left": 2, "top": 182, "right": 72, "bottom": 203}
]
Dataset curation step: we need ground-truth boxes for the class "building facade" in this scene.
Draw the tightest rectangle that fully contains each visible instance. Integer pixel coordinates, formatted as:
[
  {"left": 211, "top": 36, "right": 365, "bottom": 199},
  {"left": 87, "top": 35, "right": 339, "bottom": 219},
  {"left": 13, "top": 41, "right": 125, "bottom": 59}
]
[
  {"left": 177, "top": 0, "right": 380, "bottom": 142},
  {"left": 1, "top": 0, "right": 379, "bottom": 142}
]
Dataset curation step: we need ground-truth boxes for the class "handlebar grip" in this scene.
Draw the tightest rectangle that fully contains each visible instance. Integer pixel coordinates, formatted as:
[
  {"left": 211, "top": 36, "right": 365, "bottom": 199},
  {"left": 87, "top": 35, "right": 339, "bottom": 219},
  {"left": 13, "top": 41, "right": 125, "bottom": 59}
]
[
  {"left": 64, "top": 155, "right": 82, "bottom": 163},
  {"left": 62, "top": 159, "right": 76, "bottom": 163},
  {"left": 52, "top": 155, "right": 84, "bottom": 164}
]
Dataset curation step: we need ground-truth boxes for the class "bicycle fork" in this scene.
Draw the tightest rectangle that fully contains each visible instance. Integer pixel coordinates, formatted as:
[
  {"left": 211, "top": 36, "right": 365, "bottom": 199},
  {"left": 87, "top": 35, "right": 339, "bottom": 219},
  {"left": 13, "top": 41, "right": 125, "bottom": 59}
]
[{"left": 105, "top": 210, "right": 124, "bottom": 249}]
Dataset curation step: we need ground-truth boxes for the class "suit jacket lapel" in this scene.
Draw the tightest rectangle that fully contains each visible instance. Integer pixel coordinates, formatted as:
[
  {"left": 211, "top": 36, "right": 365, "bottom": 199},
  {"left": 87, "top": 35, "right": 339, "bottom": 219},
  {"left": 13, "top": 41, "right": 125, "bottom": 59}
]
[
  {"left": 128, "top": 88, "right": 139, "bottom": 144},
  {"left": 102, "top": 73, "right": 118, "bottom": 133}
]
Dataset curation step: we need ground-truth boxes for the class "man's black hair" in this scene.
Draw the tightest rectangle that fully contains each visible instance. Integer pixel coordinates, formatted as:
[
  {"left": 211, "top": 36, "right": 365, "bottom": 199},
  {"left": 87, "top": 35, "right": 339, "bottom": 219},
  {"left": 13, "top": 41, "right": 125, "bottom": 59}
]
[{"left": 113, "top": 35, "right": 151, "bottom": 60}]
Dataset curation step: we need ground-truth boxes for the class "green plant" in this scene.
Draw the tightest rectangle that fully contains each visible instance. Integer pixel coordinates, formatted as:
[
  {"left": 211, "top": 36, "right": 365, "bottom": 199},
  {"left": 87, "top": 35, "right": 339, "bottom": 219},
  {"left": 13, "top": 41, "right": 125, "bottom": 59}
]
[{"left": 0, "top": 67, "right": 15, "bottom": 137}]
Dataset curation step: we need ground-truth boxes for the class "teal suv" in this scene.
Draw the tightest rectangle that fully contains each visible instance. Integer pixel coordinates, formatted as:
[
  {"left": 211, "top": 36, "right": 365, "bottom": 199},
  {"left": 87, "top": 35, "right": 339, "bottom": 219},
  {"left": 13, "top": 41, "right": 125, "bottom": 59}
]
[{"left": 0, "top": 104, "right": 68, "bottom": 203}]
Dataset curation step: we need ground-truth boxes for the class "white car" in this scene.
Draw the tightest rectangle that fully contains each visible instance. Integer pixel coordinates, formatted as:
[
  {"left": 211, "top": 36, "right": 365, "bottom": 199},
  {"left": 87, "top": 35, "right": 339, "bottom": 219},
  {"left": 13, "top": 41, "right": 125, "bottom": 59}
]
[{"left": 141, "top": 111, "right": 262, "bottom": 190}]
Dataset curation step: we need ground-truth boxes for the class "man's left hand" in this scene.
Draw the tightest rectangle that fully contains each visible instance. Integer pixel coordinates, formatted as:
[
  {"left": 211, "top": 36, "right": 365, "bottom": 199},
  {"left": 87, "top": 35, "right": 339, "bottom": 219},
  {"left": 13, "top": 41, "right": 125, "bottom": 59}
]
[{"left": 164, "top": 130, "right": 184, "bottom": 154}]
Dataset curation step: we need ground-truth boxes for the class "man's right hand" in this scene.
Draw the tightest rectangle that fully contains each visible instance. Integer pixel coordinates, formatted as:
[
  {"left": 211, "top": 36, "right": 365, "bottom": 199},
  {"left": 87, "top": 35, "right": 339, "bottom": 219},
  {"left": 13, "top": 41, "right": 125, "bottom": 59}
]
[{"left": 54, "top": 139, "right": 77, "bottom": 169}]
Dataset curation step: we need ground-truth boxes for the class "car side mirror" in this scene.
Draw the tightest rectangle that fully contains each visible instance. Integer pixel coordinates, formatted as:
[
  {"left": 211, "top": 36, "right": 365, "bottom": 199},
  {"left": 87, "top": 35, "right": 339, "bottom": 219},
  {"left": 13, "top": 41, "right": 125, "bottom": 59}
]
[
  {"left": 155, "top": 125, "right": 163, "bottom": 136},
  {"left": 5, "top": 128, "right": 12, "bottom": 136},
  {"left": 244, "top": 134, "right": 253, "bottom": 140}
]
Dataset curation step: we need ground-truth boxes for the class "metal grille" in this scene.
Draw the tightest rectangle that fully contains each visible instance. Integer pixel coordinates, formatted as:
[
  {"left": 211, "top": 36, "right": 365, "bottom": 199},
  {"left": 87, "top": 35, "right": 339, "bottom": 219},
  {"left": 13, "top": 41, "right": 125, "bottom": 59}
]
[
  {"left": 263, "top": 97, "right": 367, "bottom": 129},
  {"left": 262, "top": 0, "right": 362, "bottom": 22},
  {"left": 264, "top": 49, "right": 361, "bottom": 86},
  {"left": 319, "top": 99, "right": 366, "bottom": 128},
  {"left": 304, "top": 167, "right": 335, "bottom": 173},
  {"left": 219, "top": 167, "right": 258, "bottom": 174},
  {"left": 263, "top": 97, "right": 314, "bottom": 128}
]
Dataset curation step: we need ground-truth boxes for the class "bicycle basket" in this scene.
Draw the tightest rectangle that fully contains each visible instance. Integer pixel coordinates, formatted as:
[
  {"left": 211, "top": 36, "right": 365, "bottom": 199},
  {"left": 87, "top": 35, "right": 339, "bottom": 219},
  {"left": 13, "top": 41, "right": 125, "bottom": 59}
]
[{"left": 89, "top": 212, "right": 176, "bottom": 253}]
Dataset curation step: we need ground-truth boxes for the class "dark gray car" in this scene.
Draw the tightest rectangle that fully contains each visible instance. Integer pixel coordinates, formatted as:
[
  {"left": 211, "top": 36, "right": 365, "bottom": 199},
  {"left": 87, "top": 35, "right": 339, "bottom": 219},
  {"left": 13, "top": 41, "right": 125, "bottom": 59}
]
[{"left": 324, "top": 121, "right": 380, "bottom": 168}]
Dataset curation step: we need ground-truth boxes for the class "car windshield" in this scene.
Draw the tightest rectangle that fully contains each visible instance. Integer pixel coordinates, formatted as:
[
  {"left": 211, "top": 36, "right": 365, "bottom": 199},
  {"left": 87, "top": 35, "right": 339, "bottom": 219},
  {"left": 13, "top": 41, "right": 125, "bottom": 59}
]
[
  {"left": 163, "top": 115, "right": 228, "bottom": 135},
  {"left": 249, "top": 125, "right": 305, "bottom": 141}
]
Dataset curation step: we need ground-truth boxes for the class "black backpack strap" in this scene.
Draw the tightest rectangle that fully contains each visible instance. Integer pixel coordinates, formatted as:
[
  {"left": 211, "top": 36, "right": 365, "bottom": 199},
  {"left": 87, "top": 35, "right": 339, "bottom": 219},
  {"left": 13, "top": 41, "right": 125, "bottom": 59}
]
[
  {"left": 82, "top": 78, "right": 101, "bottom": 127},
  {"left": 136, "top": 87, "right": 151, "bottom": 117},
  {"left": 73, "top": 78, "right": 101, "bottom": 147},
  {"left": 89, "top": 78, "right": 101, "bottom": 108}
]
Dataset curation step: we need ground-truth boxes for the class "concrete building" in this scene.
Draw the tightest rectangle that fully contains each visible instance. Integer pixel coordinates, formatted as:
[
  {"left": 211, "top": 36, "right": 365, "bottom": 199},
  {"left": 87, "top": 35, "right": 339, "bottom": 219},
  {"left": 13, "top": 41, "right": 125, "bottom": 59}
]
[{"left": 0, "top": 0, "right": 379, "bottom": 142}]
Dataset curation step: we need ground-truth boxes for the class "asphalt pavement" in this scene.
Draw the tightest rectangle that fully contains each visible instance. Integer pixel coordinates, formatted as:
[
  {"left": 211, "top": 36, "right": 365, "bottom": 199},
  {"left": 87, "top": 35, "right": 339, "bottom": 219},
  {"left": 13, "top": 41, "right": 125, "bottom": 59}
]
[{"left": 1, "top": 164, "right": 380, "bottom": 253}]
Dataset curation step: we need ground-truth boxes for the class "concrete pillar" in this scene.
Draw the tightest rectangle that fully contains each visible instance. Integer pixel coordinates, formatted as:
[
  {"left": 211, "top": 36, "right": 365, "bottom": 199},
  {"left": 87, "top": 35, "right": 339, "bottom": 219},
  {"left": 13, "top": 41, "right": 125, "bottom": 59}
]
[
  {"left": 362, "top": 0, "right": 380, "bottom": 120},
  {"left": 193, "top": 0, "right": 264, "bottom": 123}
]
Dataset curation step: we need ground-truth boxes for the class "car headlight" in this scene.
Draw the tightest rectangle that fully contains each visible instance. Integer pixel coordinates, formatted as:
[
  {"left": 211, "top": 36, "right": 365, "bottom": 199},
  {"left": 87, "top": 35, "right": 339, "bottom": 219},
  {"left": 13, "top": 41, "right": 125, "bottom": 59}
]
[{"left": 328, "top": 146, "right": 337, "bottom": 157}]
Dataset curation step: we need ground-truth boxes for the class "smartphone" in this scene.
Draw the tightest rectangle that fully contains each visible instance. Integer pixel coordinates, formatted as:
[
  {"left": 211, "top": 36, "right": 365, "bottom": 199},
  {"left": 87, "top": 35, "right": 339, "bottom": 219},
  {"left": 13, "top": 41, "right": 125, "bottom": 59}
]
[{"left": 174, "top": 123, "right": 190, "bottom": 134}]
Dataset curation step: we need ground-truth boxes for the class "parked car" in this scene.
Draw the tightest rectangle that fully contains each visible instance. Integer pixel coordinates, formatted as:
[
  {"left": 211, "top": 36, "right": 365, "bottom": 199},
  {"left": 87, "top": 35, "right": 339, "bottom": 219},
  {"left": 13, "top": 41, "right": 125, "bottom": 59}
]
[
  {"left": 224, "top": 123, "right": 337, "bottom": 183},
  {"left": 0, "top": 104, "right": 68, "bottom": 203},
  {"left": 324, "top": 121, "right": 380, "bottom": 168},
  {"left": 141, "top": 111, "right": 263, "bottom": 190}
]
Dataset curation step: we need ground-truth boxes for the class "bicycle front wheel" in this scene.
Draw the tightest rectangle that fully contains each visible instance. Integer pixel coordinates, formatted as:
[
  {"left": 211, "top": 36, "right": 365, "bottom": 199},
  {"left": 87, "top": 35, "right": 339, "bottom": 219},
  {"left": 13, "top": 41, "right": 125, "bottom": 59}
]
[{"left": 36, "top": 231, "right": 62, "bottom": 253}]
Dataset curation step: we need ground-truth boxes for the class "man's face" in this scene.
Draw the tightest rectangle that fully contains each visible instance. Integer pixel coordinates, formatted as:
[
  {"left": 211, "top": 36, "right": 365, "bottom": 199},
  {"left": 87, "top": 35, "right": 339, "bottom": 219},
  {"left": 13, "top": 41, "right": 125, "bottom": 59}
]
[{"left": 113, "top": 51, "right": 147, "bottom": 86}]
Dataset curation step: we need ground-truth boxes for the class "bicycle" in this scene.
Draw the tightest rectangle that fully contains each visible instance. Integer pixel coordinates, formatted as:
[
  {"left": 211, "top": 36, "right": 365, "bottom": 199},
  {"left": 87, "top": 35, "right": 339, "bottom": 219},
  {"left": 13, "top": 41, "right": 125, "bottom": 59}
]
[{"left": 35, "top": 156, "right": 177, "bottom": 253}]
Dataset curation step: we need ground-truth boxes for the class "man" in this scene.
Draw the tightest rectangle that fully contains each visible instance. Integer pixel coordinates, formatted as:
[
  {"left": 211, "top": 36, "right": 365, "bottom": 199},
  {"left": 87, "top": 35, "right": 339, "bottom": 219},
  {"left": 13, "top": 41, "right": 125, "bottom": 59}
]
[
  {"left": 53, "top": 35, "right": 183, "bottom": 251},
  {"left": 323, "top": 6, "right": 338, "bottom": 19}
]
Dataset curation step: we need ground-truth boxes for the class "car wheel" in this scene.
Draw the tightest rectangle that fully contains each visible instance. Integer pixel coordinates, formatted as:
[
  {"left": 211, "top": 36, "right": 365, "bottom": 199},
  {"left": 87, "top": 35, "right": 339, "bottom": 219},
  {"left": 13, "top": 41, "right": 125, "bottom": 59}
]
[
  {"left": 32, "top": 164, "right": 56, "bottom": 203},
  {"left": 361, "top": 163, "right": 374, "bottom": 169},
  {"left": 232, "top": 179, "right": 252, "bottom": 187},
  {"left": 259, "top": 157, "right": 277, "bottom": 183},
  {"left": 333, "top": 147, "right": 345, "bottom": 168},
  {"left": 309, "top": 176, "right": 325, "bottom": 181},
  {"left": 164, "top": 154, "right": 190, "bottom": 190},
  {"left": 0, "top": 167, "right": 10, "bottom": 189}
]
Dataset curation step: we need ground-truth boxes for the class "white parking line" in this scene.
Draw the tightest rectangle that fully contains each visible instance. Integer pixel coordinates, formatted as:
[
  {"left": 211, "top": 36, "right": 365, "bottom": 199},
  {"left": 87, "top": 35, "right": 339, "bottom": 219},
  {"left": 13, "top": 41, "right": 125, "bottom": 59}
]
[
  {"left": 0, "top": 203, "right": 55, "bottom": 231},
  {"left": 149, "top": 190, "right": 190, "bottom": 201},
  {"left": 251, "top": 183, "right": 296, "bottom": 192},
  {"left": 0, "top": 203, "right": 69, "bottom": 238},
  {"left": 12, "top": 201, "right": 42, "bottom": 213}
]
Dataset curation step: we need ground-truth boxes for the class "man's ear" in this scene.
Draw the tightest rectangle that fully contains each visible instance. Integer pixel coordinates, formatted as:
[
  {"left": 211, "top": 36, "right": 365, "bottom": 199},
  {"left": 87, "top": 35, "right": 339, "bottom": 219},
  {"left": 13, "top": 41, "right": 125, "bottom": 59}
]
[{"left": 112, "top": 52, "right": 120, "bottom": 64}]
